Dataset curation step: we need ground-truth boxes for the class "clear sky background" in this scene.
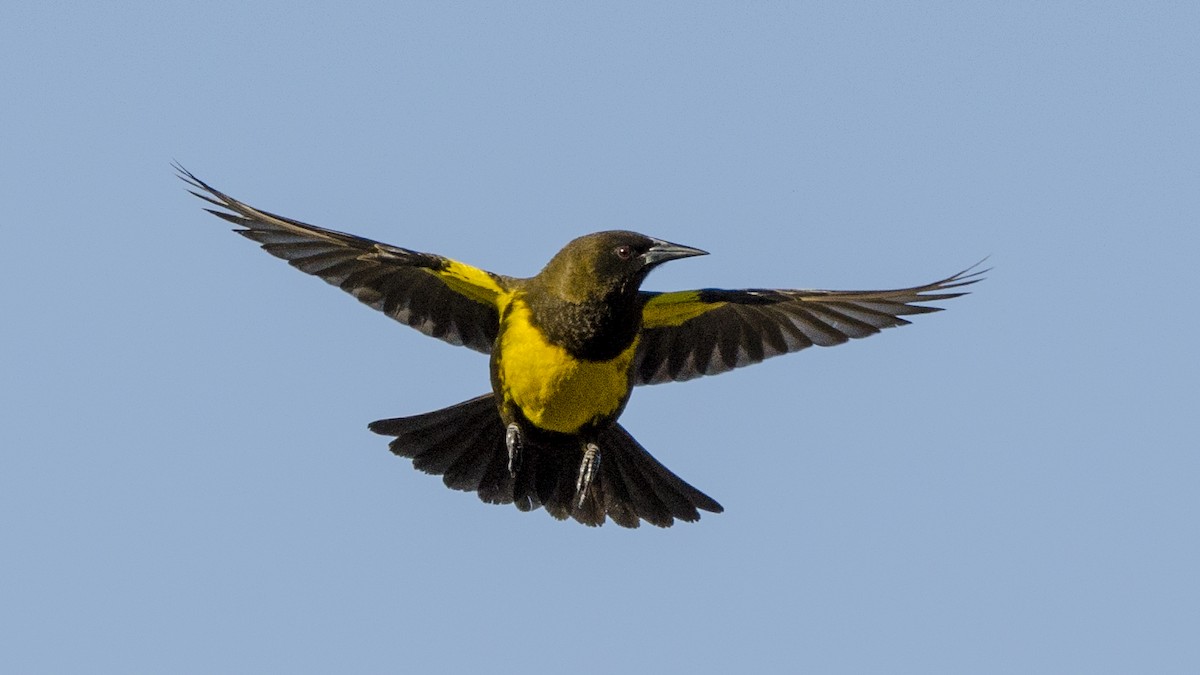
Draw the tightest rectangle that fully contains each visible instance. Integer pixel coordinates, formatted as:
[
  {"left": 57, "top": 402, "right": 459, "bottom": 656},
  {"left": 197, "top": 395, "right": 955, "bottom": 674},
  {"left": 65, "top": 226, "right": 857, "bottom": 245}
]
[{"left": 3, "top": 2, "right": 1197, "bottom": 673}]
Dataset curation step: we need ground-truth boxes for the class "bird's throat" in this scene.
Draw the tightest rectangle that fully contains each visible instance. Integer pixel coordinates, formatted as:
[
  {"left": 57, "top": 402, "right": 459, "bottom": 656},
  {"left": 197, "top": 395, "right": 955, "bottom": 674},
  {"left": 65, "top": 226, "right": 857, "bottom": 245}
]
[{"left": 523, "top": 287, "right": 641, "bottom": 361}]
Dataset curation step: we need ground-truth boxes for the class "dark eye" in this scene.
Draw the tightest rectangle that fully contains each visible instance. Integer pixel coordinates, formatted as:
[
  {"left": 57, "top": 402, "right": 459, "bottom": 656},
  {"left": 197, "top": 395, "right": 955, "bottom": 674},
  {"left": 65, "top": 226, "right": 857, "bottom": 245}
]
[{"left": 614, "top": 244, "right": 634, "bottom": 260}]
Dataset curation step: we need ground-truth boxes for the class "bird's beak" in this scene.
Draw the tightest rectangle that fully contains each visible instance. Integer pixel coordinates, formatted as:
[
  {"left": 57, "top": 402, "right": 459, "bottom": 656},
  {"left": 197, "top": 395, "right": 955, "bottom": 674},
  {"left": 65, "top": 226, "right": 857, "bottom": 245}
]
[{"left": 642, "top": 239, "right": 709, "bottom": 266}]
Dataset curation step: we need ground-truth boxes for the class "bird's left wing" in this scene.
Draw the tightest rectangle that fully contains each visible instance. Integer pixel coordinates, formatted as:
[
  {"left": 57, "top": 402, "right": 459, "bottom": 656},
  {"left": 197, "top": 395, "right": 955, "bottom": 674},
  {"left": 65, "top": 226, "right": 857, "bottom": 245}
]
[
  {"left": 633, "top": 265, "right": 984, "bottom": 385},
  {"left": 179, "top": 166, "right": 508, "bottom": 354}
]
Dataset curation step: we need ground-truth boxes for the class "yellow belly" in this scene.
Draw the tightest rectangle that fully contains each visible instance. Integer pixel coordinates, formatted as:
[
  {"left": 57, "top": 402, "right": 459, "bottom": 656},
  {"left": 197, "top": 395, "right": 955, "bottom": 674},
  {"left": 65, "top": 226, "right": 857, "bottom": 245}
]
[{"left": 497, "top": 300, "right": 636, "bottom": 434}]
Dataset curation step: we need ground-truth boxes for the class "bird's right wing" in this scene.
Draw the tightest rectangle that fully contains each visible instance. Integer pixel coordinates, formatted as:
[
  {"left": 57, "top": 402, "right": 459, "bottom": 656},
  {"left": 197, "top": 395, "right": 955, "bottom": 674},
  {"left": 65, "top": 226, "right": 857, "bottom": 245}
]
[
  {"left": 633, "top": 264, "right": 985, "bottom": 385},
  {"left": 180, "top": 166, "right": 508, "bottom": 354}
]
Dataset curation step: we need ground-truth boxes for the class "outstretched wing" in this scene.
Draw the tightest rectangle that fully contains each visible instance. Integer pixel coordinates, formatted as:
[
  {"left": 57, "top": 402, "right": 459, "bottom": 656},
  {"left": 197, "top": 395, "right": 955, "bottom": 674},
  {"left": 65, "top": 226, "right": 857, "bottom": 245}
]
[
  {"left": 633, "top": 264, "right": 985, "bottom": 385},
  {"left": 179, "top": 165, "right": 509, "bottom": 354}
]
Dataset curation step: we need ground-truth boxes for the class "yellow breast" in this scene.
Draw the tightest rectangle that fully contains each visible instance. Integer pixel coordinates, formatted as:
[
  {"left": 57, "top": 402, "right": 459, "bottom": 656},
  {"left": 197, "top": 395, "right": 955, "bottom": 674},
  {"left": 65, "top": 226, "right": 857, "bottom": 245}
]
[{"left": 496, "top": 298, "right": 637, "bottom": 434}]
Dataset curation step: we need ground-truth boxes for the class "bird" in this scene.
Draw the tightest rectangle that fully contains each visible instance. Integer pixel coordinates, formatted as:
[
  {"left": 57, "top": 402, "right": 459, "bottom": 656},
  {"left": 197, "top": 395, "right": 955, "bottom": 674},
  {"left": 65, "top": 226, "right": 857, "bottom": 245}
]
[{"left": 178, "top": 165, "right": 983, "bottom": 528}]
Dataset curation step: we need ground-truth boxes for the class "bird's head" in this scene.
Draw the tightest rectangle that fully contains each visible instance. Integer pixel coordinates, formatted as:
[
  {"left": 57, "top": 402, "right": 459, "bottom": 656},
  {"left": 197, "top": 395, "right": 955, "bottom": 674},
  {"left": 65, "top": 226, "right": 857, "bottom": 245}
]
[{"left": 536, "top": 230, "right": 707, "bottom": 303}]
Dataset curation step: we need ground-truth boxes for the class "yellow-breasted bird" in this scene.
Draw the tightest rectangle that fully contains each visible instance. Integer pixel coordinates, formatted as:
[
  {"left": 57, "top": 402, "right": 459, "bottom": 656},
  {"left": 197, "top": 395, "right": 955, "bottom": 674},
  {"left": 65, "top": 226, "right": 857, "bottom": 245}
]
[{"left": 180, "top": 166, "right": 983, "bottom": 528}]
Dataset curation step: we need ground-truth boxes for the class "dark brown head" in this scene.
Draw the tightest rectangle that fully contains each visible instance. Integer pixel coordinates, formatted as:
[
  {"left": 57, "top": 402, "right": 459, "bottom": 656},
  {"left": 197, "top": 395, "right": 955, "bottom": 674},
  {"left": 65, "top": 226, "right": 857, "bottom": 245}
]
[{"left": 533, "top": 230, "right": 707, "bottom": 303}]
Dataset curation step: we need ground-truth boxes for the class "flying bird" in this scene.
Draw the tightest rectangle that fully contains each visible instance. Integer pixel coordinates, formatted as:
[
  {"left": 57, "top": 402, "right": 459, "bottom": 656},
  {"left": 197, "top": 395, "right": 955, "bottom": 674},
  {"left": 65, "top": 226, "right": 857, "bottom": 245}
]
[{"left": 179, "top": 166, "right": 983, "bottom": 528}]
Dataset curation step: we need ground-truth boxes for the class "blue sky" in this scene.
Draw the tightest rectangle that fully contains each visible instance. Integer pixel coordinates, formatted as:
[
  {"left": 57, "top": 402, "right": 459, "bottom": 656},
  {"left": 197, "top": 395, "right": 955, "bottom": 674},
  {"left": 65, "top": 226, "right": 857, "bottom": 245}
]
[{"left": 3, "top": 2, "right": 1198, "bottom": 673}]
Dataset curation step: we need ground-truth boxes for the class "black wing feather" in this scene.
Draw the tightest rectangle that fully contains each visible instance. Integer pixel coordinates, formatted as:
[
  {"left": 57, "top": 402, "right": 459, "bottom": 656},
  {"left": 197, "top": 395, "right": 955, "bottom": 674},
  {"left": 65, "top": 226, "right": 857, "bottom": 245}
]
[
  {"left": 179, "top": 165, "right": 507, "bottom": 354},
  {"left": 636, "top": 264, "right": 985, "bottom": 385}
]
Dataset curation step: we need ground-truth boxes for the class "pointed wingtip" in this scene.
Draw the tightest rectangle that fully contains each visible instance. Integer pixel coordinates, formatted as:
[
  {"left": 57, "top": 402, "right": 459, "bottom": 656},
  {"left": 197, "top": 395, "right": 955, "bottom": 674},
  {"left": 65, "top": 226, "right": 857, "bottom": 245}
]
[
  {"left": 960, "top": 256, "right": 993, "bottom": 280},
  {"left": 171, "top": 159, "right": 194, "bottom": 182},
  {"left": 934, "top": 257, "right": 991, "bottom": 293},
  {"left": 172, "top": 161, "right": 212, "bottom": 195}
]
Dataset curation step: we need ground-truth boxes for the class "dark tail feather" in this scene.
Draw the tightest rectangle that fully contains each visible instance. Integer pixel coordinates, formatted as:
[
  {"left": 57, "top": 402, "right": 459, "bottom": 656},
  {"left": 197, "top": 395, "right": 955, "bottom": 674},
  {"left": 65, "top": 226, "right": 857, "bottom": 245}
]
[
  {"left": 590, "top": 424, "right": 723, "bottom": 528},
  {"left": 368, "top": 396, "right": 722, "bottom": 528},
  {"left": 537, "top": 423, "right": 723, "bottom": 528},
  {"left": 369, "top": 394, "right": 517, "bottom": 503}
]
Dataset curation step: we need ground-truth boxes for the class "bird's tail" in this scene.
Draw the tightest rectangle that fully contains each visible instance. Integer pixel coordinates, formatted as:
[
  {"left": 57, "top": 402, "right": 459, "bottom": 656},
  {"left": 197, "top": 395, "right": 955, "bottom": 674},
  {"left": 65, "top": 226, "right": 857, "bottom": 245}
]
[{"left": 368, "top": 395, "right": 723, "bottom": 528}]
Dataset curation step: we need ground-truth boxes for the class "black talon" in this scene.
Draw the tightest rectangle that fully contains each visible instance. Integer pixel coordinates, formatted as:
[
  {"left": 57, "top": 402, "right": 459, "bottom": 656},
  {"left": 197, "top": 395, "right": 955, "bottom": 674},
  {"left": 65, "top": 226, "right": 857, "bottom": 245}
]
[
  {"left": 505, "top": 423, "right": 523, "bottom": 476},
  {"left": 576, "top": 442, "right": 601, "bottom": 507}
]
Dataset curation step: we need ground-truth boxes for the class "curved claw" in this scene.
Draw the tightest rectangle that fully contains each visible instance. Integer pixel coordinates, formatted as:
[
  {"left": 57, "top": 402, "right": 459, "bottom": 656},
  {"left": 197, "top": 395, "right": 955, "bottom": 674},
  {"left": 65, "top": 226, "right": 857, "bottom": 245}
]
[
  {"left": 576, "top": 442, "right": 601, "bottom": 507},
  {"left": 505, "top": 423, "right": 523, "bottom": 477}
]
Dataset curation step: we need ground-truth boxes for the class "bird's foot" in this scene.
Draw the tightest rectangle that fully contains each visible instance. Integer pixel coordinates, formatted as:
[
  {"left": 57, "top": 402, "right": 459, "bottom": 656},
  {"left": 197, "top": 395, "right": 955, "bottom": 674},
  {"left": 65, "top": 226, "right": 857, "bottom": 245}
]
[
  {"left": 505, "top": 423, "right": 523, "bottom": 477},
  {"left": 576, "top": 442, "right": 601, "bottom": 507}
]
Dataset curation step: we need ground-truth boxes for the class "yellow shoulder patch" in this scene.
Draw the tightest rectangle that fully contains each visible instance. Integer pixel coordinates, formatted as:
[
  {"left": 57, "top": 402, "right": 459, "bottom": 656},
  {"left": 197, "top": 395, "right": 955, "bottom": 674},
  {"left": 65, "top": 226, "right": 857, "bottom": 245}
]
[
  {"left": 642, "top": 291, "right": 725, "bottom": 328},
  {"left": 423, "top": 259, "right": 507, "bottom": 307}
]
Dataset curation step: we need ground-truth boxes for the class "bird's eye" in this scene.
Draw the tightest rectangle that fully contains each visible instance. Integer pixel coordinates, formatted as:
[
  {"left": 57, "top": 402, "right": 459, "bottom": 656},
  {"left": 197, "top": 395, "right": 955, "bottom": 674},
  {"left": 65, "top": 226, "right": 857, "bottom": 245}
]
[{"left": 614, "top": 245, "right": 634, "bottom": 260}]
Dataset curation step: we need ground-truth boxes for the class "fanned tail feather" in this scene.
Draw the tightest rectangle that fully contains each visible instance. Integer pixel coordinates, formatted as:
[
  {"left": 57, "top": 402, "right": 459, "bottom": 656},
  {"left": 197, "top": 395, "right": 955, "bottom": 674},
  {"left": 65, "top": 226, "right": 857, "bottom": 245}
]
[
  {"left": 368, "top": 394, "right": 513, "bottom": 498},
  {"left": 368, "top": 395, "right": 723, "bottom": 528},
  {"left": 596, "top": 424, "right": 724, "bottom": 527}
]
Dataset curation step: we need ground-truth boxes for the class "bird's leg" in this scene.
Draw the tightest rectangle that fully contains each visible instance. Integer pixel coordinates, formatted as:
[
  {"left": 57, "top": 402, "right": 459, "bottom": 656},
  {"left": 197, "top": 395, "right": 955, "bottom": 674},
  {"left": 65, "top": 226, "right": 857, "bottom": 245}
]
[
  {"left": 576, "top": 442, "right": 601, "bottom": 507},
  {"left": 505, "top": 423, "right": 523, "bottom": 477}
]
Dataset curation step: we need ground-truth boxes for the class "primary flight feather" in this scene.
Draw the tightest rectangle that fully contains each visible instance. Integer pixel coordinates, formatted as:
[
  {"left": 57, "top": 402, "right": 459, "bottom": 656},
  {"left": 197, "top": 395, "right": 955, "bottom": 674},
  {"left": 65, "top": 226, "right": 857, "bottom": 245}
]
[{"left": 180, "top": 165, "right": 983, "bottom": 528}]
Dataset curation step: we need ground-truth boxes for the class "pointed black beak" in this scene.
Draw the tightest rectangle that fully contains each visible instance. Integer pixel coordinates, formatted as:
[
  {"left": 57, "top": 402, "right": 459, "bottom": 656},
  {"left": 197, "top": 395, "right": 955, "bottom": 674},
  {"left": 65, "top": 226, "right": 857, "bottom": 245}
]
[{"left": 641, "top": 238, "right": 708, "bottom": 266}]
